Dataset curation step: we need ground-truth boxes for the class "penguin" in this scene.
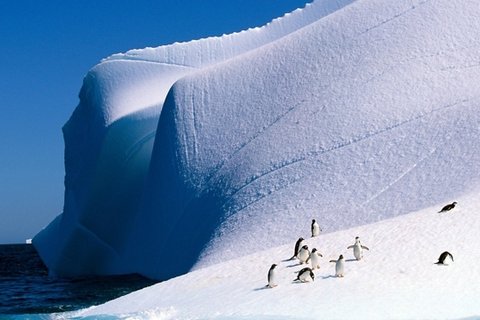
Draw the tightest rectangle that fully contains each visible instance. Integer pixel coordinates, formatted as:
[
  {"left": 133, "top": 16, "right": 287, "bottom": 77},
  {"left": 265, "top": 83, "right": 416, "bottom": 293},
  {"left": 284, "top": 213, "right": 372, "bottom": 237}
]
[
  {"left": 294, "top": 267, "right": 315, "bottom": 282},
  {"left": 308, "top": 248, "right": 323, "bottom": 269},
  {"left": 290, "top": 237, "right": 305, "bottom": 260},
  {"left": 267, "top": 264, "right": 278, "bottom": 288},
  {"left": 311, "top": 219, "right": 321, "bottom": 237},
  {"left": 297, "top": 245, "right": 311, "bottom": 264},
  {"left": 347, "top": 236, "right": 369, "bottom": 260},
  {"left": 438, "top": 202, "right": 457, "bottom": 213},
  {"left": 435, "top": 251, "right": 454, "bottom": 265},
  {"left": 329, "top": 255, "right": 345, "bottom": 277}
]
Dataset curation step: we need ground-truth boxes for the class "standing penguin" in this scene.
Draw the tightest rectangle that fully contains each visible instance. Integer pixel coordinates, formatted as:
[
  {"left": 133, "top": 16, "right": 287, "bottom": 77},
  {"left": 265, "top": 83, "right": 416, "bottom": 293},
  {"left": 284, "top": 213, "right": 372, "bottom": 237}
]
[
  {"left": 435, "top": 251, "right": 454, "bottom": 265},
  {"left": 311, "top": 219, "right": 321, "bottom": 237},
  {"left": 267, "top": 264, "right": 278, "bottom": 288},
  {"left": 290, "top": 237, "right": 305, "bottom": 260},
  {"left": 347, "top": 236, "right": 369, "bottom": 260},
  {"left": 308, "top": 248, "right": 323, "bottom": 269},
  {"left": 294, "top": 267, "right": 315, "bottom": 282},
  {"left": 329, "top": 255, "right": 345, "bottom": 277},
  {"left": 438, "top": 202, "right": 457, "bottom": 213},
  {"left": 297, "top": 245, "right": 311, "bottom": 264}
]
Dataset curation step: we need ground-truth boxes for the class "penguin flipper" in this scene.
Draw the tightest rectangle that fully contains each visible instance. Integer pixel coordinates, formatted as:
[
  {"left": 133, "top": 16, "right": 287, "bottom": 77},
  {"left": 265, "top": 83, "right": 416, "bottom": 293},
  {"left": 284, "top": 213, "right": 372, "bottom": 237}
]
[
  {"left": 347, "top": 245, "right": 354, "bottom": 249},
  {"left": 329, "top": 260, "right": 337, "bottom": 263},
  {"left": 361, "top": 245, "right": 370, "bottom": 250}
]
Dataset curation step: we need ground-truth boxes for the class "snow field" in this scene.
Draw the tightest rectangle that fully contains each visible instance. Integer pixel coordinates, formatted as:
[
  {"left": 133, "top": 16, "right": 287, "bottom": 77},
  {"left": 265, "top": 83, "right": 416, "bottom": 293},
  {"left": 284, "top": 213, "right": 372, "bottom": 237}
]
[{"left": 74, "top": 189, "right": 480, "bottom": 319}]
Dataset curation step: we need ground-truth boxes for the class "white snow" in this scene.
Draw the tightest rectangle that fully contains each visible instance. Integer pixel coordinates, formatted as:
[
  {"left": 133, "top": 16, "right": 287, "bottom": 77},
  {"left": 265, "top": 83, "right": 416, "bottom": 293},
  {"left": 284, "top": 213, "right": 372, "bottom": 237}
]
[
  {"left": 67, "top": 189, "right": 480, "bottom": 319},
  {"left": 33, "top": 0, "right": 480, "bottom": 317},
  {"left": 120, "top": 0, "right": 480, "bottom": 280}
]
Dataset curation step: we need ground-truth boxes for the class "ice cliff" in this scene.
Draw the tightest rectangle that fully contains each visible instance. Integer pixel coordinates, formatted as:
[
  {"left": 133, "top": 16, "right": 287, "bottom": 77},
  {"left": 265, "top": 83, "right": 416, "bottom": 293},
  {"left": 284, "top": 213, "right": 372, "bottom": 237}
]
[{"left": 34, "top": 0, "right": 480, "bottom": 280}]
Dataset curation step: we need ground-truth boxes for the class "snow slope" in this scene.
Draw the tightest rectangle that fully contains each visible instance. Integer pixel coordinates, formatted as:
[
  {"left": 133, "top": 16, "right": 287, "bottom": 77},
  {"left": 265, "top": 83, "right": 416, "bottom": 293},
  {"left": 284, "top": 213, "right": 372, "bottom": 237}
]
[
  {"left": 122, "top": 0, "right": 480, "bottom": 280},
  {"left": 35, "top": 0, "right": 480, "bottom": 285},
  {"left": 70, "top": 190, "right": 480, "bottom": 319}
]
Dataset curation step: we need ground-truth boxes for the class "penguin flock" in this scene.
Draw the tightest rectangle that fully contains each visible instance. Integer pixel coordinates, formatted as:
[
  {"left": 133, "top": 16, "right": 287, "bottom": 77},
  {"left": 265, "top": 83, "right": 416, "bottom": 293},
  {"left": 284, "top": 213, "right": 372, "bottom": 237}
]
[
  {"left": 267, "top": 218, "right": 371, "bottom": 287},
  {"left": 267, "top": 202, "right": 458, "bottom": 288}
]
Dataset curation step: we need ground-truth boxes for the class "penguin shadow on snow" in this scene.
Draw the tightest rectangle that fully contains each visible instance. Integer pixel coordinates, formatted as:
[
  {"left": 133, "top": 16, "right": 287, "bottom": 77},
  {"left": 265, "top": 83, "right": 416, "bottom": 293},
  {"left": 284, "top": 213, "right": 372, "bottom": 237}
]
[
  {"left": 286, "top": 262, "right": 303, "bottom": 268},
  {"left": 291, "top": 280, "right": 313, "bottom": 285},
  {"left": 253, "top": 285, "right": 273, "bottom": 291}
]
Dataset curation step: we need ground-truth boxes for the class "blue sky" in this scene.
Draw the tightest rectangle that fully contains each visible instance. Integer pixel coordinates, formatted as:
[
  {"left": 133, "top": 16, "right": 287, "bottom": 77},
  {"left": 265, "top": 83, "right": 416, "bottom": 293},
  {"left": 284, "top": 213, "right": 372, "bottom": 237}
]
[{"left": 0, "top": 0, "right": 312, "bottom": 244}]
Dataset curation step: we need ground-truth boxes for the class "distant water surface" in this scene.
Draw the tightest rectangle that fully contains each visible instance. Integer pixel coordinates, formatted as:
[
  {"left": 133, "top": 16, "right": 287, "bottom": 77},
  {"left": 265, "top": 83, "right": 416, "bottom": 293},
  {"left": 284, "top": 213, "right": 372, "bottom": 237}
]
[{"left": 0, "top": 244, "right": 157, "bottom": 317}]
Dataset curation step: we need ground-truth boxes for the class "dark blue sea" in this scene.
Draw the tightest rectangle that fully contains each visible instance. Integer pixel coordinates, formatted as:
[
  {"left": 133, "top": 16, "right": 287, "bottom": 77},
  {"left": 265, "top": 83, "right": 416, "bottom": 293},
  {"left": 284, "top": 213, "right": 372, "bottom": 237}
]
[{"left": 0, "top": 244, "right": 157, "bottom": 319}]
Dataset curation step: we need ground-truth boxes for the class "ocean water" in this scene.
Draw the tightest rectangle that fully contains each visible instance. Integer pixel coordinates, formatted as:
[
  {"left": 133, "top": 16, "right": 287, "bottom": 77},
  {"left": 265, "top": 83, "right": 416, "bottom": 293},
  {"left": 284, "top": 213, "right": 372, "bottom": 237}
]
[{"left": 0, "top": 244, "right": 157, "bottom": 318}]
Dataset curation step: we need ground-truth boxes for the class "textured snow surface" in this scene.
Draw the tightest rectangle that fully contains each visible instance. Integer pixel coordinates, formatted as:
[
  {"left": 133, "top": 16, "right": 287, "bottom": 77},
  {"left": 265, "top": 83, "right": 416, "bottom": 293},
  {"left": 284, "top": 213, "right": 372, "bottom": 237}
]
[
  {"left": 35, "top": 0, "right": 480, "bottom": 286},
  {"left": 67, "top": 190, "right": 480, "bottom": 319}
]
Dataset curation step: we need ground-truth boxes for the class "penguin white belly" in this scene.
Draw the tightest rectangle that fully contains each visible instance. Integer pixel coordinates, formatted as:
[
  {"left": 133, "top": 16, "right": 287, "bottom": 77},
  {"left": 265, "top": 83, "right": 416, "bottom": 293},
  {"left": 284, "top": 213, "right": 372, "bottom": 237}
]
[
  {"left": 353, "top": 245, "right": 362, "bottom": 260},
  {"left": 297, "top": 250, "right": 309, "bottom": 264},
  {"left": 268, "top": 272, "right": 277, "bottom": 287},
  {"left": 298, "top": 271, "right": 313, "bottom": 282},
  {"left": 312, "top": 225, "right": 320, "bottom": 237},
  {"left": 444, "top": 255, "right": 453, "bottom": 265},
  {"left": 310, "top": 254, "right": 320, "bottom": 269},
  {"left": 336, "top": 262, "right": 344, "bottom": 277}
]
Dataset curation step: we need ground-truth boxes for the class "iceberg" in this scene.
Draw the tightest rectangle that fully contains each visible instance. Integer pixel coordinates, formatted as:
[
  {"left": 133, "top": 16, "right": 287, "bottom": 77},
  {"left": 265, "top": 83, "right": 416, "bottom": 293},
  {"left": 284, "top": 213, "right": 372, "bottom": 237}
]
[{"left": 34, "top": 0, "right": 480, "bottom": 282}]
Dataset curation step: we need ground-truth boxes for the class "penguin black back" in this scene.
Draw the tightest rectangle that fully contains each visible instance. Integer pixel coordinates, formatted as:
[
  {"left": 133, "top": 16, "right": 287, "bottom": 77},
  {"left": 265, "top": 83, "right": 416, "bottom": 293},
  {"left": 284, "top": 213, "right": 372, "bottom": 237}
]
[
  {"left": 438, "top": 202, "right": 457, "bottom": 213},
  {"left": 292, "top": 237, "right": 304, "bottom": 258},
  {"left": 268, "top": 264, "right": 277, "bottom": 282}
]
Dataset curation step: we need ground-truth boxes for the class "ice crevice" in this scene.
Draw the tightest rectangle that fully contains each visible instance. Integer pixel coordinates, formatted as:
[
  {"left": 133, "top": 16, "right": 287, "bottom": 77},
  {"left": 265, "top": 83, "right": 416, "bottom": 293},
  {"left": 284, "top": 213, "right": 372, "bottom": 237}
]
[
  {"left": 224, "top": 97, "right": 470, "bottom": 202},
  {"left": 358, "top": 0, "right": 431, "bottom": 36}
]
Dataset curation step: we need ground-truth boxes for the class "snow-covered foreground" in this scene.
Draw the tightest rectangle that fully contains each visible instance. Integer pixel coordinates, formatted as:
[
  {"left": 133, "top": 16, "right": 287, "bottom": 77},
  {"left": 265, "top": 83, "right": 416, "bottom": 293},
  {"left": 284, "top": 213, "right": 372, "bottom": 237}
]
[{"left": 64, "top": 190, "right": 480, "bottom": 320}]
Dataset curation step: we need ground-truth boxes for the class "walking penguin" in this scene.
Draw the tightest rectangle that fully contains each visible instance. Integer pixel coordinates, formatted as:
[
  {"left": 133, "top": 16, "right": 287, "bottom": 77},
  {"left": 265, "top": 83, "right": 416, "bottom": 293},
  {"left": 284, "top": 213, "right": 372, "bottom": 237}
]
[
  {"left": 308, "top": 248, "right": 323, "bottom": 269},
  {"left": 329, "top": 255, "right": 345, "bottom": 277},
  {"left": 347, "top": 236, "right": 370, "bottom": 260},
  {"left": 290, "top": 237, "right": 305, "bottom": 260},
  {"left": 267, "top": 264, "right": 278, "bottom": 287},
  {"left": 311, "top": 219, "right": 321, "bottom": 237},
  {"left": 297, "top": 245, "right": 311, "bottom": 264}
]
